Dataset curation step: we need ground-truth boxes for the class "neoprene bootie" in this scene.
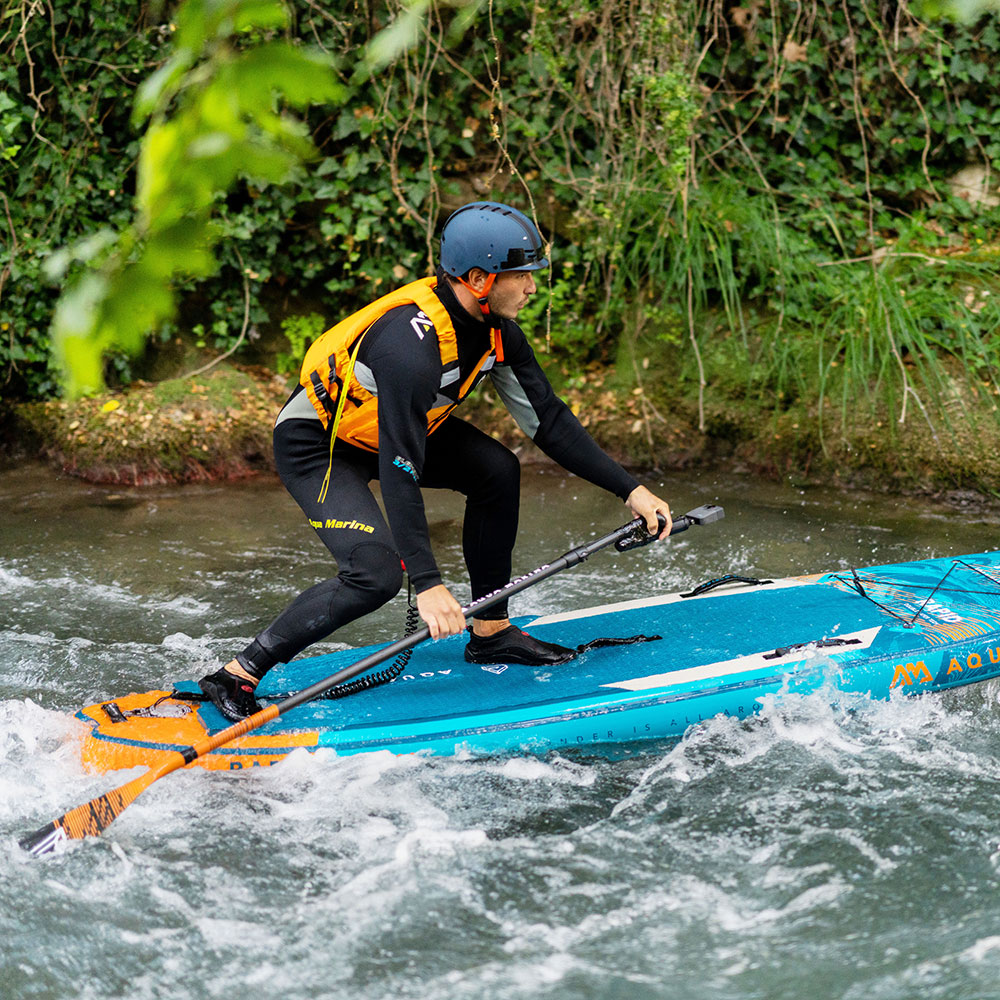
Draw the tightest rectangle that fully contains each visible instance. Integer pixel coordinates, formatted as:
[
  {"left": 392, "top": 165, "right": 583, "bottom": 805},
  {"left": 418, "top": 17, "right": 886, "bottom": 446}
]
[
  {"left": 464, "top": 625, "right": 575, "bottom": 666},
  {"left": 199, "top": 667, "right": 262, "bottom": 722}
]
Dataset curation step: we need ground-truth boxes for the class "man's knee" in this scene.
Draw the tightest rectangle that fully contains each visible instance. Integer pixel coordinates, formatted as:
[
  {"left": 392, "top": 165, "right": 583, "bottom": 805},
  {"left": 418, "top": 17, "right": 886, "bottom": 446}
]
[
  {"left": 475, "top": 443, "right": 520, "bottom": 502},
  {"left": 496, "top": 444, "right": 521, "bottom": 488},
  {"left": 343, "top": 542, "right": 404, "bottom": 607}
]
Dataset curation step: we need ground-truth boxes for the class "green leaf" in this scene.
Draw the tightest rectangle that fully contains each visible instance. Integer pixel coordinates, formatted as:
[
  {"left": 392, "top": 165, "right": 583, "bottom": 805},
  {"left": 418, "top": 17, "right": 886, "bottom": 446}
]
[
  {"left": 187, "top": 131, "right": 236, "bottom": 159},
  {"left": 231, "top": 0, "right": 290, "bottom": 33},
  {"left": 233, "top": 140, "right": 299, "bottom": 183},
  {"left": 101, "top": 260, "right": 177, "bottom": 353},
  {"left": 132, "top": 51, "right": 194, "bottom": 125},
  {"left": 362, "top": 0, "right": 431, "bottom": 74},
  {"left": 173, "top": 0, "right": 211, "bottom": 54},
  {"left": 52, "top": 272, "right": 108, "bottom": 396},
  {"left": 232, "top": 43, "right": 341, "bottom": 110},
  {"left": 147, "top": 219, "right": 217, "bottom": 278}
]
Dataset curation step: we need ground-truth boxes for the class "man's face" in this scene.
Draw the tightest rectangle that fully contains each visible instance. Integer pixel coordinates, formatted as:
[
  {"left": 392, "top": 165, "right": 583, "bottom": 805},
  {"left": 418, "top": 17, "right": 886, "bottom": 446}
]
[{"left": 486, "top": 270, "right": 538, "bottom": 320}]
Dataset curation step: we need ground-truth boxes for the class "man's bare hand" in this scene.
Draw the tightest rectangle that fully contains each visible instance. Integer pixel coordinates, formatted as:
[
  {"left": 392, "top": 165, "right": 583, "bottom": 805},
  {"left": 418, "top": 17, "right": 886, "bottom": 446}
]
[
  {"left": 417, "top": 584, "right": 466, "bottom": 639},
  {"left": 626, "top": 485, "right": 672, "bottom": 539}
]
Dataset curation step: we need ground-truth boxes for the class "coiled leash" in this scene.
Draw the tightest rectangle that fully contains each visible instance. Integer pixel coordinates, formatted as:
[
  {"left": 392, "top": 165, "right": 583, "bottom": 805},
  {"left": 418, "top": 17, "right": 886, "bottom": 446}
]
[{"left": 318, "top": 588, "right": 421, "bottom": 700}]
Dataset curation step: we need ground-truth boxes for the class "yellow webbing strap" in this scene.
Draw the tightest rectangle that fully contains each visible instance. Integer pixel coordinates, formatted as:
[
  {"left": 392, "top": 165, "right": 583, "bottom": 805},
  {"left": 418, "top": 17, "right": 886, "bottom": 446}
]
[{"left": 317, "top": 333, "right": 367, "bottom": 504}]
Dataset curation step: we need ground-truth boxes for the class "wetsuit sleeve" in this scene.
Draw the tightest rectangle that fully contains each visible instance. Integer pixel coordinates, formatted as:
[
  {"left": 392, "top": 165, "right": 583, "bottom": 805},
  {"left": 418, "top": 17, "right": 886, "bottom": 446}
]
[
  {"left": 490, "top": 323, "right": 640, "bottom": 500},
  {"left": 363, "top": 317, "right": 445, "bottom": 593}
]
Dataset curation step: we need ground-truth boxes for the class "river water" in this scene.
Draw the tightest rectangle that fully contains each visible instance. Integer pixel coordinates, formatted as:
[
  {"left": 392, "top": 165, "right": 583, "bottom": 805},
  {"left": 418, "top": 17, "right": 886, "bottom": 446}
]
[{"left": 4, "top": 461, "right": 1000, "bottom": 999}]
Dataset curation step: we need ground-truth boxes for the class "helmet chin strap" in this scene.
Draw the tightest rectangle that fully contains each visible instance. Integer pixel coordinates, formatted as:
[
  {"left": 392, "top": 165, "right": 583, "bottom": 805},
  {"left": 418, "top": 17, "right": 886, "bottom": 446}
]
[{"left": 457, "top": 272, "right": 496, "bottom": 318}]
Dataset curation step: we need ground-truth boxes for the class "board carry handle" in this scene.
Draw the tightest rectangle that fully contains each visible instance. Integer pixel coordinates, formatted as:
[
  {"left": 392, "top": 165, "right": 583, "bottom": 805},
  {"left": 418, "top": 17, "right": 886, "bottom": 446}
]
[{"left": 19, "top": 504, "right": 724, "bottom": 858}]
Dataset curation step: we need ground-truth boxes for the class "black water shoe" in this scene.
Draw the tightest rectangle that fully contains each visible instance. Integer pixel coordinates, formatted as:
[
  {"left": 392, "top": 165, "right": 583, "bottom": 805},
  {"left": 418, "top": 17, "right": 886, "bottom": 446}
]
[
  {"left": 198, "top": 667, "right": 262, "bottom": 722},
  {"left": 464, "top": 625, "right": 575, "bottom": 667}
]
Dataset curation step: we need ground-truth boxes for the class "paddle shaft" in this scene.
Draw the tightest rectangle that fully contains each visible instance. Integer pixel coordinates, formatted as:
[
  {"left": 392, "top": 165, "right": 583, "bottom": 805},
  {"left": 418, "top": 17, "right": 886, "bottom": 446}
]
[
  {"left": 277, "top": 513, "right": 675, "bottom": 714},
  {"left": 19, "top": 508, "right": 710, "bottom": 856}
]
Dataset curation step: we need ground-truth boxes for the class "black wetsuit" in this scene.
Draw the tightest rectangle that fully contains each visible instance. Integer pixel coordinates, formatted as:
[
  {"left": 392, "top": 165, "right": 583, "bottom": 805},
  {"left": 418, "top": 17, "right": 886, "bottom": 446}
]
[{"left": 236, "top": 273, "right": 640, "bottom": 679}]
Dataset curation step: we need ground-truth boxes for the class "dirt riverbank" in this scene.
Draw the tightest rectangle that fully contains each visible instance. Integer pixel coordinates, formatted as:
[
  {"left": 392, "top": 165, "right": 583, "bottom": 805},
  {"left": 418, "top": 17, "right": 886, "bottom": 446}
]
[{"left": 5, "top": 362, "right": 1000, "bottom": 504}]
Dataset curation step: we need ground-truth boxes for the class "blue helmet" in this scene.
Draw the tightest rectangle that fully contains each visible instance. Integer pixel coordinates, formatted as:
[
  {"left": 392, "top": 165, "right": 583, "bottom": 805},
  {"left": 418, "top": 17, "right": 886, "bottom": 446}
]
[{"left": 440, "top": 202, "right": 548, "bottom": 277}]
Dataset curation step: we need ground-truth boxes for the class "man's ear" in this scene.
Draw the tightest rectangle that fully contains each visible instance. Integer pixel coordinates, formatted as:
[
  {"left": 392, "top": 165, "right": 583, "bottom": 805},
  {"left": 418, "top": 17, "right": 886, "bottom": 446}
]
[{"left": 465, "top": 267, "right": 491, "bottom": 295}]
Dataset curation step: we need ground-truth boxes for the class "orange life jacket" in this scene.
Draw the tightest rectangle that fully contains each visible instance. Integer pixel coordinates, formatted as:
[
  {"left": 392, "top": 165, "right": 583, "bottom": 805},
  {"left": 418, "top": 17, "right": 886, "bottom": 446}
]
[{"left": 299, "top": 277, "right": 499, "bottom": 454}]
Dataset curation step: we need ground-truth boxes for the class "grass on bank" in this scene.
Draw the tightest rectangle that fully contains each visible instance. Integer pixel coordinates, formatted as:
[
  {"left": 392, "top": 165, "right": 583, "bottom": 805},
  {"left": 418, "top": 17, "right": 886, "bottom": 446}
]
[
  {"left": 15, "top": 365, "right": 290, "bottom": 485},
  {"left": 10, "top": 347, "right": 1000, "bottom": 496}
]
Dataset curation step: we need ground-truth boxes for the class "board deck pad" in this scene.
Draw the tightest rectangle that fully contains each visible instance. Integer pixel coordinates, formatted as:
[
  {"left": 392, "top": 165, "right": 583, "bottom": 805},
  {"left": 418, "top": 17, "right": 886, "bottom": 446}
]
[{"left": 77, "top": 552, "right": 1000, "bottom": 772}]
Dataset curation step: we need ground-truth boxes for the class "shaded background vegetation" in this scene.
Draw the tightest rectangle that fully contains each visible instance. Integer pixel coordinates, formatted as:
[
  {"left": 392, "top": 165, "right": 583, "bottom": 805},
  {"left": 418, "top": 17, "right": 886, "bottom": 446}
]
[{"left": 2, "top": 0, "right": 1000, "bottom": 485}]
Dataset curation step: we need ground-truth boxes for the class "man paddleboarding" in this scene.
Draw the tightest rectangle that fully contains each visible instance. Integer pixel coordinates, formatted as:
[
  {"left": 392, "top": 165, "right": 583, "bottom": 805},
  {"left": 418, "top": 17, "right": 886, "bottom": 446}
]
[{"left": 199, "top": 201, "right": 672, "bottom": 722}]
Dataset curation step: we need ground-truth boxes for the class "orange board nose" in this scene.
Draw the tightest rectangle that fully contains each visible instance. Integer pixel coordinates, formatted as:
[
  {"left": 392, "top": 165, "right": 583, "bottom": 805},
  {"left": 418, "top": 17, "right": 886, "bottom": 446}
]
[{"left": 78, "top": 691, "right": 319, "bottom": 773}]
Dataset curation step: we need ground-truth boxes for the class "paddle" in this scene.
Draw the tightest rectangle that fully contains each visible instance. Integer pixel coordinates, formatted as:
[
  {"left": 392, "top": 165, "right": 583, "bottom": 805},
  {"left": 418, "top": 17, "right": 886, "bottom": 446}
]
[{"left": 20, "top": 503, "right": 723, "bottom": 858}]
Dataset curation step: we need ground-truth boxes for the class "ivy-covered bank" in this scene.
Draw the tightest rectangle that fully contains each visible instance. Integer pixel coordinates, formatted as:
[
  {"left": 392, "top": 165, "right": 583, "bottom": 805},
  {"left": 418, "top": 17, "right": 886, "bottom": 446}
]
[{"left": 3, "top": 1, "right": 1000, "bottom": 493}]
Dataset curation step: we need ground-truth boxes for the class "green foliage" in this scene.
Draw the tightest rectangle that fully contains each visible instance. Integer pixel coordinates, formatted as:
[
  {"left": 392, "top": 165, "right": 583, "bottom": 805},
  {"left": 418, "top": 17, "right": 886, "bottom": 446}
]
[
  {"left": 0, "top": 0, "right": 345, "bottom": 399},
  {"left": 3, "top": 0, "right": 1000, "bottom": 482},
  {"left": 44, "top": 0, "right": 342, "bottom": 396},
  {"left": 512, "top": 0, "right": 697, "bottom": 358},
  {"left": 0, "top": 4, "right": 156, "bottom": 399},
  {"left": 3, "top": 0, "right": 701, "bottom": 398},
  {"left": 808, "top": 239, "right": 1000, "bottom": 441},
  {"left": 276, "top": 310, "right": 322, "bottom": 375},
  {"left": 683, "top": 1, "right": 1000, "bottom": 439}
]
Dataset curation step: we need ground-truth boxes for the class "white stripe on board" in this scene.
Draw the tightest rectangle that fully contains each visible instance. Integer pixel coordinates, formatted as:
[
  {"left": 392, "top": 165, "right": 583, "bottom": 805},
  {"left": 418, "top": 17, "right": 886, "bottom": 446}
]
[
  {"left": 599, "top": 626, "right": 883, "bottom": 693},
  {"left": 529, "top": 575, "right": 823, "bottom": 628}
]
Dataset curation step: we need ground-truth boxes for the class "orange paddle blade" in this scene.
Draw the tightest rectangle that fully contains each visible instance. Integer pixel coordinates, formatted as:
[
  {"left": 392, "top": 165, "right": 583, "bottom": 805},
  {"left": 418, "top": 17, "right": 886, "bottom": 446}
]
[
  {"left": 20, "top": 705, "right": 282, "bottom": 857},
  {"left": 19, "top": 765, "right": 164, "bottom": 857}
]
